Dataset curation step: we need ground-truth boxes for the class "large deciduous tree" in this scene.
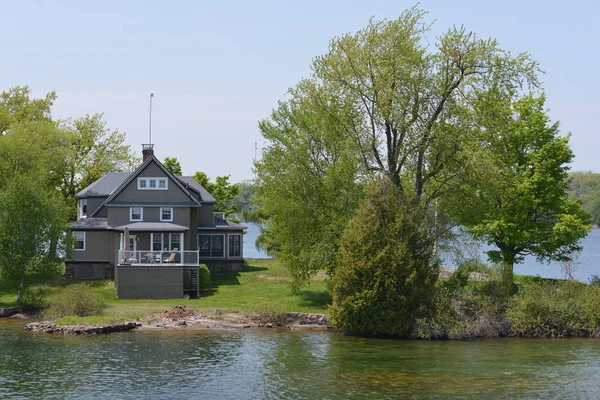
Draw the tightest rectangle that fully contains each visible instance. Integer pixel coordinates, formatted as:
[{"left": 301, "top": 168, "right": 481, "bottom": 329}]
[
  {"left": 0, "top": 174, "right": 69, "bottom": 306},
  {"left": 193, "top": 171, "right": 240, "bottom": 216},
  {"left": 446, "top": 94, "right": 590, "bottom": 286},
  {"left": 163, "top": 157, "right": 182, "bottom": 176},
  {"left": 254, "top": 7, "right": 539, "bottom": 286}
]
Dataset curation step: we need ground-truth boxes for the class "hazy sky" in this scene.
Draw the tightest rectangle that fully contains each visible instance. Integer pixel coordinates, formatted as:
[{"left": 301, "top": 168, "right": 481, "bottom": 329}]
[{"left": 2, "top": 0, "right": 598, "bottom": 182}]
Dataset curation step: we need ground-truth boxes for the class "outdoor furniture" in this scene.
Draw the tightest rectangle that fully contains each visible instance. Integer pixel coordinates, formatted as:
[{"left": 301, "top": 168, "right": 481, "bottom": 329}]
[{"left": 163, "top": 252, "right": 176, "bottom": 263}]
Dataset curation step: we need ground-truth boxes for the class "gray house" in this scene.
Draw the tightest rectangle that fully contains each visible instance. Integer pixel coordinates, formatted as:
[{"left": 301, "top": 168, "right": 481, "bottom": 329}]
[{"left": 66, "top": 144, "right": 246, "bottom": 298}]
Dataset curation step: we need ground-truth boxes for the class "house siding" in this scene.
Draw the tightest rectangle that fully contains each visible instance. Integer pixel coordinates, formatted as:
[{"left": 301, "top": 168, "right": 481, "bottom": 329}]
[
  {"left": 71, "top": 230, "right": 114, "bottom": 262},
  {"left": 198, "top": 204, "right": 214, "bottom": 225},
  {"left": 114, "top": 162, "right": 193, "bottom": 203}
]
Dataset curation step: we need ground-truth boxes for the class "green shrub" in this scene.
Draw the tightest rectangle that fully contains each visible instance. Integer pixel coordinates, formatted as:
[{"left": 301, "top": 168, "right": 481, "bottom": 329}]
[
  {"left": 508, "top": 281, "right": 600, "bottom": 337},
  {"left": 589, "top": 275, "right": 600, "bottom": 287},
  {"left": 198, "top": 264, "right": 212, "bottom": 292},
  {"left": 443, "top": 259, "right": 489, "bottom": 291},
  {"left": 330, "top": 178, "right": 438, "bottom": 336},
  {"left": 45, "top": 283, "right": 103, "bottom": 318},
  {"left": 19, "top": 287, "right": 50, "bottom": 311}
]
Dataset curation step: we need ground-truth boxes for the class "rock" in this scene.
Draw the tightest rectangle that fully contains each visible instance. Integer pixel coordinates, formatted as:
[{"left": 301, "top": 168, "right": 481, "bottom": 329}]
[
  {"left": 177, "top": 320, "right": 186, "bottom": 326},
  {"left": 24, "top": 321, "right": 141, "bottom": 335},
  {"left": 0, "top": 308, "right": 18, "bottom": 318}
]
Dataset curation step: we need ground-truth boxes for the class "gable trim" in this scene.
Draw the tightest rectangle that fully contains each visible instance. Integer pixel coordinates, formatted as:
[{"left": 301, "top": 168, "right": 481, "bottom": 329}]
[{"left": 89, "top": 156, "right": 201, "bottom": 217}]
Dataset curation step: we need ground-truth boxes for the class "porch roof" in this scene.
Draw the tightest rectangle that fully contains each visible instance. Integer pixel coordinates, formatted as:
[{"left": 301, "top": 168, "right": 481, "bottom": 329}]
[{"left": 114, "top": 222, "right": 189, "bottom": 232}]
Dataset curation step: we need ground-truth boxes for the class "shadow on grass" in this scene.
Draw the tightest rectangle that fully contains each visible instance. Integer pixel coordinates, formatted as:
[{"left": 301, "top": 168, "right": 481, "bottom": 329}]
[
  {"left": 297, "top": 290, "right": 332, "bottom": 310},
  {"left": 242, "top": 265, "right": 268, "bottom": 273},
  {"left": 211, "top": 271, "right": 241, "bottom": 286}
]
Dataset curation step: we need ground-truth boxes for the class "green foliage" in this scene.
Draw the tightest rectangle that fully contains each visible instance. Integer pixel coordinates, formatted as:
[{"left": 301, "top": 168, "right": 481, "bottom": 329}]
[
  {"left": 446, "top": 94, "right": 590, "bottom": 286},
  {"left": 45, "top": 283, "right": 103, "bottom": 318},
  {"left": 19, "top": 287, "right": 50, "bottom": 311},
  {"left": 193, "top": 171, "right": 239, "bottom": 215},
  {"left": 568, "top": 171, "right": 600, "bottom": 226},
  {"left": 589, "top": 275, "right": 600, "bottom": 287},
  {"left": 163, "top": 157, "right": 182, "bottom": 176},
  {"left": 0, "top": 86, "right": 55, "bottom": 134},
  {"left": 330, "top": 178, "right": 438, "bottom": 336},
  {"left": 198, "top": 264, "right": 211, "bottom": 293},
  {"left": 442, "top": 259, "right": 488, "bottom": 292},
  {"left": 0, "top": 173, "right": 69, "bottom": 306},
  {"left": 228, "top": 180, "right": 258, "bottom": 213},
  {"left": 508, "top": 281, "right": 600, "bottom": 337}
]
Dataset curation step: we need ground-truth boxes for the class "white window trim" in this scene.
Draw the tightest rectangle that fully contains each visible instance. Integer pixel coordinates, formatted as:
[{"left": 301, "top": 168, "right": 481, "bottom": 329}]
[
  {"left": 160, "top": 207, "right": 173, "bottom": 222},
  {"left": 137, "top": 177, "right": 168, "bottom": 190},
  {"left": 228, "top": 234, "right": 242, "bottom": 258},
  {"left": 198, "top": 234, "right": 225, "bottom": 258},
  {"left": 74, "top": 231, "right": 86, "bottom": 251},
  {"left": 151, "top": 233, "right": 163, "bottom": 251},
  {"left": 130, "top": 207, "right": 143, "bottom": 221}
]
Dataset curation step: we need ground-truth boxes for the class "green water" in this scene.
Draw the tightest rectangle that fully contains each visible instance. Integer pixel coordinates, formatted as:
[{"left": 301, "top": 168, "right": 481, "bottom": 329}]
[{"left": 2, "top": 320, "right": 600, "bottom": 399}]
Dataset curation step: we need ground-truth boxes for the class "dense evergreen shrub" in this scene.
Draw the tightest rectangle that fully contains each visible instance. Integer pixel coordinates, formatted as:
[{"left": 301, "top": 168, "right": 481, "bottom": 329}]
[
  {"left": 198, "top": 264, "right": 212, "bottom": 293},
  {"left": 45, "top": 283, "right": 102, "bottom": 318},
  {"left": 330, "top": 178, "right": 438, "bottom": 336},
  {"left": 508, "top": 281, "right": 600, "bottom": 337}
]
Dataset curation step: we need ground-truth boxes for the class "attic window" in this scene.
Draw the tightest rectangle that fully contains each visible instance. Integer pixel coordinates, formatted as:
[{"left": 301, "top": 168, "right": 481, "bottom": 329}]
[{"left": 138, "top": 177, "right": 168, "bottom": 190}]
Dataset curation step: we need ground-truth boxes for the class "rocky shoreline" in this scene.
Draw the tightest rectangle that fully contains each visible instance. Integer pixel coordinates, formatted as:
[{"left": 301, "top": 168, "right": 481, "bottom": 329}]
[{"left": 18, "top": 306, "right": 331, "bottom": 335}]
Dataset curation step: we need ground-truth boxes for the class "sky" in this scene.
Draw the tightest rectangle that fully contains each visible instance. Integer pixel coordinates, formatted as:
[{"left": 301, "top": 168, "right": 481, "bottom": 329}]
[{"left": 2, "top": 0, "right": 599, "bottom": 182}]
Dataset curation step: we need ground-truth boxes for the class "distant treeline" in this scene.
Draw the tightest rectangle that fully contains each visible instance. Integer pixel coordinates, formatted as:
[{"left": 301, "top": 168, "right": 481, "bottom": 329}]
[{"left": 568, "top": 172, "right": 600, "bottom": 226}]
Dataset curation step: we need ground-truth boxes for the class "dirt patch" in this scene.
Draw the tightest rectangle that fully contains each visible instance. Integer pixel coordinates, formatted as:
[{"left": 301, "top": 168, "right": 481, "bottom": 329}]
[{"left": 256, "top": 274, "right": 288, "bottom": 281}]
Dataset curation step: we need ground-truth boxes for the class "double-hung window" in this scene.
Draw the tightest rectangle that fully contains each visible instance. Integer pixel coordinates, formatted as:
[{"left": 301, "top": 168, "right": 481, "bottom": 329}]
[
  {"left": 74, "top": 231, "right": 85, "bottom": 251},
  {"left": 161, "top": 207, "right": 173, "bottom": 221},
  {"left": 151, "top": 233, "right": 163, "bottom": 251},
  {"left": 130, "top": 207, "right": 143, "bottom": 221},
  {"left": 228, "top": 234, "right": 241, "bottom": 258}
]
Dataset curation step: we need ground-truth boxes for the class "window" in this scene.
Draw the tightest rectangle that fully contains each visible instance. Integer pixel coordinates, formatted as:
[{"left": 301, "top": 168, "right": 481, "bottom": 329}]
[
  {"left": 130, "top": 207, "right": 143, "bottom": 221},
  {"left": 78, "top": 199, "right": 88, "bottom": 219},
  {"left": 169, "top": 233, "right": 182, "bottom": 251},
  {"left": 74, "top": 231, "right": 85, "bottom": 251},
  {"left": 161, "top": 207, "right": 173, "bottom": 221},
  {"left": 151, "top": 233, "right": 163, "bottom": 251},
  {"left": 198, "top": 234, "right": 225, "bottom": 258},
  {"left": 137, "top": 177, "right": 168, "bottom": 190},
  {"left": 228, "top": 234, "right": 241, "bottom": 258}
]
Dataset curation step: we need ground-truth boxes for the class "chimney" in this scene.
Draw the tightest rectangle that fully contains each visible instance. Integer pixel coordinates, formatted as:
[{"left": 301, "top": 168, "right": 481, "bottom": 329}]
[{"left": 142, "top": 144, "right": 154, "bottom": 161}]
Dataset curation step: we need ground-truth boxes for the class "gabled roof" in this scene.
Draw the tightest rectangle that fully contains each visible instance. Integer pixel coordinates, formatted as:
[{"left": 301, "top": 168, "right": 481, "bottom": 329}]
[
  {"left": 178, "top": 176, "right": 216, "bottom": 203},
  {"left": 89, "top": 156, "right": 201, "bottom": 217},
  {"left": 76, "top": 172, "right": 131, "bottom": 198}
]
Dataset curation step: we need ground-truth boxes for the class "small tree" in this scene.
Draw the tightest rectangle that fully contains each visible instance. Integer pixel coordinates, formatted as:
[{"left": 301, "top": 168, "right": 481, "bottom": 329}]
[
  {"left": 560, "top": 251, "right": 581, "bottom": 280},
  {"left": 0, "top": 174, "right": 69, "bottom": 307},
  {"left": 163, "top": 157, "right": 183, "bottom": 176},
  {"left": 330, "top": 177, "right": 438, "bottom": 336}
]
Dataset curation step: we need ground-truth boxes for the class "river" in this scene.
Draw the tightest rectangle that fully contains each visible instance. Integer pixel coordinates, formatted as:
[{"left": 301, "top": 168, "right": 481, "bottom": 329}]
[
  {"left": 1, "top": 320, "right": 600, "bottom": 399},
  {"left": 244, "top": 223, "right": 600, "bottom": 282}
]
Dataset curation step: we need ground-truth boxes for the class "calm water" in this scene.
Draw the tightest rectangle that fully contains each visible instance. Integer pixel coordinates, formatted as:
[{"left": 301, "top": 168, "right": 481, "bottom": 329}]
[{"left": 2, "top": 320, "right": 600, "bottom": 399}]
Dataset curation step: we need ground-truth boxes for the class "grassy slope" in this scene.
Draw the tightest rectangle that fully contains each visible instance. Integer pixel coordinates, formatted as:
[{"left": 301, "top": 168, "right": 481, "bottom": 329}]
[{"left": 0, "top": 258, "right": 331, "bottom": 324}]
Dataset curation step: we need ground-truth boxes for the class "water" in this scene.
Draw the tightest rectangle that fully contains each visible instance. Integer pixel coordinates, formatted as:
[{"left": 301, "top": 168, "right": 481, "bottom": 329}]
[
  {"left": 1, "top": 320, "right": 600, "bottom": 399},
  {"left": 243, "top": 222, "right": 271, "bottom": 259}
]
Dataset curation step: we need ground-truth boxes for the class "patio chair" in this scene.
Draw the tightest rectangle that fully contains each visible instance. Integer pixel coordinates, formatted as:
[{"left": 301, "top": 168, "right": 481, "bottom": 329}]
[{"left": 163, "top": 252, "right": 176, "bottom": 263}]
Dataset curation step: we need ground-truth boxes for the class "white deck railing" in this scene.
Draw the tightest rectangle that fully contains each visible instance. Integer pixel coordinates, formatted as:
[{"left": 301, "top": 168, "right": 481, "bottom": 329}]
[{"left": 118, "top": 250, "right": 199, "bottom": 266}]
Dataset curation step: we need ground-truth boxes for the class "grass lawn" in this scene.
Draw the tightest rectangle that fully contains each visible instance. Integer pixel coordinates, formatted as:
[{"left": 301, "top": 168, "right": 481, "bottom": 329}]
[{"left": 0, "top": 258, "right": 331, "bottom": 324}]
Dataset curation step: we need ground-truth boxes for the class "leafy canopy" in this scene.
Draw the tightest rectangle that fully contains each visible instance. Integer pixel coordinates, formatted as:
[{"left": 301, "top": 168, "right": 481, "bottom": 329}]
[
  {"left": 193, "top": 171, "right": 239, "bottom": 215},
  {"left": 163, "top": 157, "right": 182, "bottom": 176}
]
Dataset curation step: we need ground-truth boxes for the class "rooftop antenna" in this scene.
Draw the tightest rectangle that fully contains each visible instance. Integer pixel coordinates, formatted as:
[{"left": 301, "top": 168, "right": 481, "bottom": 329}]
[{"left": 149, "top": 93, "right": 154, "bottom": 144}]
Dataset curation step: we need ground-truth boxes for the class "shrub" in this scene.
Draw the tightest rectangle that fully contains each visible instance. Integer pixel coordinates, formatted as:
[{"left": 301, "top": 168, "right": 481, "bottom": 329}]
[
  {"left": 508, "top": 280, "right": 600, "bottom": 337},
  {"left": 198, "top": 264, "right": 212, "bottom": 292},
  {"left": 589, "top": 275, "right": 600, "bottom": 287},
  {"left": 19, "top": 287, "right": 50, "bottom": 311},
  {"left": 330, "top": 178, "right": 438, "bottom": 336},
  {"left": 443, "top": 259, "right": 489, "bottom": 291},
  {"left": 45, "top": 283, "right": 103, "bottom": 318}
]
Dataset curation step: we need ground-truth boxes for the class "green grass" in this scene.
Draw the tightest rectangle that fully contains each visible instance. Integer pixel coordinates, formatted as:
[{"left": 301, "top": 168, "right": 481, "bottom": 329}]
[{"left": 1, "top": 258, "right": 332, "bottom": 324}]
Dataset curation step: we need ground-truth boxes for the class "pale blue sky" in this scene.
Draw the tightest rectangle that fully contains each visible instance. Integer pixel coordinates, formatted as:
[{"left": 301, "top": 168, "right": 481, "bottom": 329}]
[{"left": 2, "top": 0, "right": 598, "bottom": 182}]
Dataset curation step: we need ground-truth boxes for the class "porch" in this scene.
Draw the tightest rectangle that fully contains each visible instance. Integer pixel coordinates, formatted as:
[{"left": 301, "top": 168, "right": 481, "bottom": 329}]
[{"left": 118, "top": 250, "right": 199, "bottom": 266}]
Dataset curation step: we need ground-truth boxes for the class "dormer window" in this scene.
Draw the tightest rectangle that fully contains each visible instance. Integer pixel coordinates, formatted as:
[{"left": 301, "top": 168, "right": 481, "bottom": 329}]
[
  {"left": 130, "top": 207, "right": 143, "bottom": 221},
  {"left": 78, "top": 199, "right": 88, "bottom": 219},
  {"left": 138, "top": 177, "right": 168, "bottom": 190}
]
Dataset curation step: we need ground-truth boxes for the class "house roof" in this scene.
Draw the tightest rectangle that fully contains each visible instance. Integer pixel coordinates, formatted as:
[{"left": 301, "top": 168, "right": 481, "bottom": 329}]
[
  {"left": 198, "top": 216, "right": 247, "bottom": 231},
  {"left": 177, "top": 176, "right": 216, "bottom": 203},
  {"left": 70, "top": 217, "right": 109, "bottom": 230},
  {"left": 114, "top": 222, "right": 189, "bottom": 232},
  {"left": 76, "top": 172, "right": 131, "bottom": 198}
]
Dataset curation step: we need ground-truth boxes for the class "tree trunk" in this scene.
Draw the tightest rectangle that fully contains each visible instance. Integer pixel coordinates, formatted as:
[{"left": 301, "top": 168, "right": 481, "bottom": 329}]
[{"left": 16, "top": 270, "right": 25, "bottom": 308}]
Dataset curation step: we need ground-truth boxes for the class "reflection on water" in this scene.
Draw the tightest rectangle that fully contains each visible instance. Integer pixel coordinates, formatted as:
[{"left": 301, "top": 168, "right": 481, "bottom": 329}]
[{"left": 2, "top": 320, "right": 600, "bottom": 399}]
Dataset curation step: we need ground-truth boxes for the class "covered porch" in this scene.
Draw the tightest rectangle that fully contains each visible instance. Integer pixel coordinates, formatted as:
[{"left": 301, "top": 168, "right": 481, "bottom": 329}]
[{"left": 116, "top": 222, "right": 198, "bottom": 266}]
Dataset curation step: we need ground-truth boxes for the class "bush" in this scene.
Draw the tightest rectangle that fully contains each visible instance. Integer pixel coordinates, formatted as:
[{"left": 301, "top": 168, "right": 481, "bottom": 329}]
[
  {"left": 198, "top": 264, "right": 211, "bottom": 292},
  {"left": 330, "top": 178, "right": 438, "bottom": 336},
  {"left": 508, "top": 280, "right": 600, "bottom": 337},
  {"left": 45, "top": 283, "right": 103, "bottom": 318},
  {"left": 19, "top": 287, "right": 50, "bottom": 311},
  {"left": 589, "top": 275, "right": 600, "bottom": 287},
  {"left": 443, "top": 259, "right": 489, "bottom": 291}
]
